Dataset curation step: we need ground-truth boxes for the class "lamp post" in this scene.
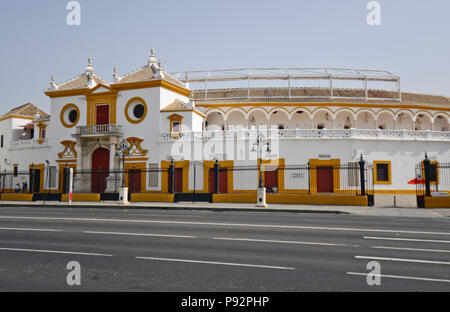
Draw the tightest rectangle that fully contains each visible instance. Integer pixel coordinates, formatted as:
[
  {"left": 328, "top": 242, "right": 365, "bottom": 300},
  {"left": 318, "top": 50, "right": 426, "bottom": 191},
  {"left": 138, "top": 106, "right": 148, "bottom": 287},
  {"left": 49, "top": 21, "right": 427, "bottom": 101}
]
[
  {"left": 252, "top": 131, "right": 271, "bottom": 207},
  {"left": 117, "top": 138, "right": 129, "bottom": 204}
]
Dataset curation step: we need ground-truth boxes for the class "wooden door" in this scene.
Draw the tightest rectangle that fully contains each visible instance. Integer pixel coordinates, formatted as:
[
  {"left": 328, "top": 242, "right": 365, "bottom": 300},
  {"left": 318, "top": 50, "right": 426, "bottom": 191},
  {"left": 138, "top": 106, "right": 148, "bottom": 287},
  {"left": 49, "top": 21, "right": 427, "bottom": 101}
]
[
  {"left": 174, "top": 168, "right": 183, "bottom": 193},
  {"left": 30, "top": 169, "right": 41, "bottom": 193},
  {"left": 96, "top": 104, "right": 109, "bottom": 125},
  {"left": 92, "top": 148, "right": 109, "bottom": 193},
  {"left": 128, "top": 169, "right": 141, "bottom": 193},
  {"left": 209, "top": 168, "right": 228, "bottom": 193},
  {"left": 317, "top": 166, "right": 334, "bottom": 193},
  {"left": 264, "top": 169, "right": 278, "bottom": 191}
]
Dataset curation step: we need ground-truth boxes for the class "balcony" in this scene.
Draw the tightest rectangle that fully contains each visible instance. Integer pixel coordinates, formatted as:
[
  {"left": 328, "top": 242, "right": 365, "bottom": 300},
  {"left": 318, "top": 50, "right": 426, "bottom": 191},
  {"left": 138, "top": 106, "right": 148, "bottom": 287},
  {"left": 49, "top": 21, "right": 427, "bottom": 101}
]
[
  {"left": 159, "top": 128, "right": 450, "bottom": 142},
  {"left": 10, "top": 138, "right": 49, "bottom": 149},
  {"left": 73, "top": 124, "right": 123, "bottom": 138}
]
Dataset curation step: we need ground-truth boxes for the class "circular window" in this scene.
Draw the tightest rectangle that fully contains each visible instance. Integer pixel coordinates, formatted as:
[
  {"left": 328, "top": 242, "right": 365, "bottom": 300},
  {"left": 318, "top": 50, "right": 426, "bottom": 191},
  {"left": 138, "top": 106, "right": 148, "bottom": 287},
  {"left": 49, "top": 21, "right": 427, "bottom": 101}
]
[
  {"left": 133, "top": 104, "right": 145, "bottom": 119},
  {"left": 125, "top": 97, "right": 147, "bottom": 124},
  {"left": 68, "top": 109, "right": 78, "bottom": 123},
  {"left": 60, "top": 104, "right": 80, "bottom": 128}
]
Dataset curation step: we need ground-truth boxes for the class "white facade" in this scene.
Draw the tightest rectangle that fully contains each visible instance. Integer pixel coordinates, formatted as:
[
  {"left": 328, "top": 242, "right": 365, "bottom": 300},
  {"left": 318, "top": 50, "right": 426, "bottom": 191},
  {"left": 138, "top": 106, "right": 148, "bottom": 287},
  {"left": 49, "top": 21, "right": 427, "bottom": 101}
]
[{"left": 0, "top": 53, "right": 448, "bottom": 195}]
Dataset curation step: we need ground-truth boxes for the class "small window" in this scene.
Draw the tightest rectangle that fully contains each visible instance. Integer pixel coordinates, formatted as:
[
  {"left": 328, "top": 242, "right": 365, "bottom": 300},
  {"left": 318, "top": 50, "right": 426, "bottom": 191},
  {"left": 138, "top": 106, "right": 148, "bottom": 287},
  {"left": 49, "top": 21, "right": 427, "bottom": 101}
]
[
  {"left": 1, "top": 135, "right": 3, "bottom": 148},
  {"left": 317, "top": 124, "right": 324, "bottom": 130},
  {"left": 13, "top": 165, "right": 18, "bottom": 177},
  {"left": 172, "top": 121, "right": 180, "bottom": 133},
  {"left": 133, "top": 104, "right": 145, "bottom": 119},
  {"left": 374, "top": 161, "right": 391, "bottom": 184},
  {"left": 68, "top": 109, "right": 78, "bottom": 123},
  {"left": 40, "top": 129, "right": 46, "bottom": 139}
]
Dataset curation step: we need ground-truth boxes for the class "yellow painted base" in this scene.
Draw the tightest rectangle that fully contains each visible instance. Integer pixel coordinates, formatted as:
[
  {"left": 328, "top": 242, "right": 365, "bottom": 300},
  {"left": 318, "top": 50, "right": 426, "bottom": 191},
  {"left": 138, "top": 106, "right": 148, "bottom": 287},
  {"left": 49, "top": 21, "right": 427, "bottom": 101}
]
[
  {"left": 131, "top": 193, "right": 174, "bottom": 202},
  {"left": 424, "top": 197, "right": 450, "bottom": 208},
  {"left": 267, "top": 194, "right": 368, "bottom": 206},
  {"left": 213, "top": 193, "right": 257, "bottom": 203},
  {"left": 0, "top": 193, "right": 34, "bottom": 201},
  {"left": 61, "top": 193, "right": 100, "bottom": 202},
  {"left": 374, "top": 190, "right": 416, "bottom": 195}
]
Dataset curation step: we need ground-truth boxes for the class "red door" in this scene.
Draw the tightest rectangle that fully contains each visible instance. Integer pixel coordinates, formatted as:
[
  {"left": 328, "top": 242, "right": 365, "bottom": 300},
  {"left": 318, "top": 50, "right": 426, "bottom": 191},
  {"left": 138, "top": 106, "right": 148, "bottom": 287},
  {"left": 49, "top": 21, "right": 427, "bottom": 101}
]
[
  {"left": 264, "top": 169, "right": 278, "bottom": 191},
  {"left": 174, "top": 168, "right": 183, "bottom": 193},
  {"left": 209, "top": 168, "right": 228, "bottom": 193},
  {"left": 317, "top": 166, "right": 333, "bottom": 193},
  {"left": 96, "top": 105, "right": 109, "bottom": 125},
  {"left": 128, "top": 169, "right": 141, "bottom": 193},
  {"left": 92, "top": 148, "right": 109, "bottom": 193}
]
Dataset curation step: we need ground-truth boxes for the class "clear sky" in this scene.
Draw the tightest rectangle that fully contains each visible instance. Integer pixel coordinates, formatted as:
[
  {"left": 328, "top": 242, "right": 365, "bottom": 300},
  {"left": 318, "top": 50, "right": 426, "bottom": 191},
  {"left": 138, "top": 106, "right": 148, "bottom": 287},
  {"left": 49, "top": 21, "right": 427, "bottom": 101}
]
[{"left": 0, "top": 0, "right": 449, "bottom": 114}]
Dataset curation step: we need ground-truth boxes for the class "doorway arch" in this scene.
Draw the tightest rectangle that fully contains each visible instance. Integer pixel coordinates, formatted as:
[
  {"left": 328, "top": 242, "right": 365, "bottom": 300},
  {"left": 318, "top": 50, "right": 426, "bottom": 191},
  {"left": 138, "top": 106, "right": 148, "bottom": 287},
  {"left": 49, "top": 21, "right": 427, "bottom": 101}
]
[{"left": 92, "top": 148, "right": 110, "bottom": 193}]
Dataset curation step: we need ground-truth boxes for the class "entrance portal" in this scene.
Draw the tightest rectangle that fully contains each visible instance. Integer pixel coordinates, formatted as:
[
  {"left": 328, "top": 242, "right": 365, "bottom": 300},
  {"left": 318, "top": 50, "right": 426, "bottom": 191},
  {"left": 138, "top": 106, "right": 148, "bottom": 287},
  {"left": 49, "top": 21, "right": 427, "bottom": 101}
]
[
  {"left": 92, "top": 148, "right": 110, "bottom": 193},
  {"left": 316, "top": 166, "right": 334, "bottom": 193}
]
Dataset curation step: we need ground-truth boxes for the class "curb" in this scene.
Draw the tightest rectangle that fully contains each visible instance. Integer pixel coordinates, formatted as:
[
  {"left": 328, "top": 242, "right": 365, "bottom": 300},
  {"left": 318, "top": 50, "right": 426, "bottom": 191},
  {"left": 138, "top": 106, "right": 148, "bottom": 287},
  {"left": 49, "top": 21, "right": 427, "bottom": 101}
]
[{"left": 0, "top": 203, "right": 348, "bottom": 214}]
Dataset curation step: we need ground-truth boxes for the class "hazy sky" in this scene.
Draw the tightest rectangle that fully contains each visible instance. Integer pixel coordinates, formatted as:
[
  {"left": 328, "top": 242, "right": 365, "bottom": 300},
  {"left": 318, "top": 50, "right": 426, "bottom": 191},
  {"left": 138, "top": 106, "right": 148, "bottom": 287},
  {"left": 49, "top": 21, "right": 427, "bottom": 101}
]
[{"left": 0, "top": 0, "right": 449, "bottom": 114}]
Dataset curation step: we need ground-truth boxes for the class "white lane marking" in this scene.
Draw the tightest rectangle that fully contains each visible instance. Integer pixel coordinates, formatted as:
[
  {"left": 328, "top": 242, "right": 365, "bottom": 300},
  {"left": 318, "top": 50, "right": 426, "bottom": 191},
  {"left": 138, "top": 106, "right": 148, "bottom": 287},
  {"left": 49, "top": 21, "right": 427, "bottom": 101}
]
[
  {"left": 84, "top": 231, "right": 196, "bottom": 239},
  {"left": 0, "top": 227, "right": 61, "bottom": 232},
  {"left": 355, "top": 255, "right": 450, "bottom": 265},
  {"left": 364, "top": 236, "right": 450, "bottom": 244},
  {"left": 347, "top": 272, "right": 450, "bottom": 283},
  {"left": 370, "top": 246, "right": 450, "bottom": 253},
  {"left": 213, "top": 237, "right": 357, "bottom": 247},
  {"left": 136, "top": 256, "right": 295, "bottom": 270},
  {"left": 0, "top": 247, "right": 112, "bottom": 257},
  {"left": 1, "top": 216, "right": 449, "bottom": 236}
]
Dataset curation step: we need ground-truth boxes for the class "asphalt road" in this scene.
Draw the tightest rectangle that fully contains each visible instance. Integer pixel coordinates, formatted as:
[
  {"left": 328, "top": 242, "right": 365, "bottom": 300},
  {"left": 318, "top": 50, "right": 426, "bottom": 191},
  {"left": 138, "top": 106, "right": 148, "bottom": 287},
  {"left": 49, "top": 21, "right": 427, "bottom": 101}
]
[{"left": 0, "top": 206, "right": 449, "bottom": 291}]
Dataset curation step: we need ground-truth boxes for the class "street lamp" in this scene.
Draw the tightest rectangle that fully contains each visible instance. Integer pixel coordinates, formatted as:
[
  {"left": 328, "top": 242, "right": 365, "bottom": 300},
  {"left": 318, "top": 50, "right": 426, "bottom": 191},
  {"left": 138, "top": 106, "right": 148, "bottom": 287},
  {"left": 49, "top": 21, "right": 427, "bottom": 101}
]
[
  {"left": 118, "top": 138, "right": 129, "bottom": 188},
  {"left": 251, "top": 131, "right": 271, "bottom": 207},
  {"left": 116, "top": 138, "right": 130, "bottom": 204}
]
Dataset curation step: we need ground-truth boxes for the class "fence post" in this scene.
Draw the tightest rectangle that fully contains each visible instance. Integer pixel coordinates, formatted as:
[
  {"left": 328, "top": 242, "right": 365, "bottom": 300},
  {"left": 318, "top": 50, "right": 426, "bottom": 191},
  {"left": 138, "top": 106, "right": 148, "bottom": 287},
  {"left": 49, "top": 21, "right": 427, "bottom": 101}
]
[
  {"left": 169, "top": 160, "right": 175, "bottom": 194},
  {"left": 307, "top": 162, "right": 311, "bottom": 194},
  {"left": 359, "top": 155, "right": 366, "bottom": 196},
  {"left": 423, "top": 153, "right": 431, "bottom": 197},
  {"left": 214, "top": 160, "right": 220, "bottom": 194},
  {"left": 29, "top": 164, "right": 35, "bottom": 194}
]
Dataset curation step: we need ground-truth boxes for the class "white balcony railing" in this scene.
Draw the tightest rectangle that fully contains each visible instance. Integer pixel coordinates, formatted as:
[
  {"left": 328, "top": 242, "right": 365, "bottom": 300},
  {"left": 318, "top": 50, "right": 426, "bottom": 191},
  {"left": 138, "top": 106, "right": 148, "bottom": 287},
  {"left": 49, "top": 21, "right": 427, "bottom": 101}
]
[
  {"left": 159, "top": 129, "right": 450, "bottom": 142},
  {"left": 74, "top": 124, "right": 123, "bottom": 136},
  {"left": 10, "top": 138, "right": 49, "bottom": 149}
]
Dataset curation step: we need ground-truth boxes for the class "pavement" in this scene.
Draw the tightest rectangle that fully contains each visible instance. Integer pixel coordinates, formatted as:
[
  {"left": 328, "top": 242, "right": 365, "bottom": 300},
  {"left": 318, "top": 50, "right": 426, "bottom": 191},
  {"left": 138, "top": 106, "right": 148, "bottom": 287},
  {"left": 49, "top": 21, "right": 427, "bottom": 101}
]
[
  {"left": 0, "top": 194, "right": 449, "bottom": 218},
  {"left": 0, "top": 206, "right": 449, "bottom": 291}
]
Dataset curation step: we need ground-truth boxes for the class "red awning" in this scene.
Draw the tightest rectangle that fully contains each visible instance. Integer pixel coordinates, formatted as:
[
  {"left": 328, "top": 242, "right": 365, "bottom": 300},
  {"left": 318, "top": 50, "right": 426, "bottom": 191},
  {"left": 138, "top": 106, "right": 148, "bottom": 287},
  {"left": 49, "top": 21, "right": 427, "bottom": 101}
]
[{"left": 408, "top": 178, "right": 425, "bottom": 185}]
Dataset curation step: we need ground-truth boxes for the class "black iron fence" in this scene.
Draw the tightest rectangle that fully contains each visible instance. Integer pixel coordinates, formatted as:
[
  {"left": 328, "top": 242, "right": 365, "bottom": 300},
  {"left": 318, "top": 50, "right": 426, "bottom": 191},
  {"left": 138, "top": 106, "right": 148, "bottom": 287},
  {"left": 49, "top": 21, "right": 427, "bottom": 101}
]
[
  {"left": 0, "top": 160, "right": 374, "bottom": 204},
  {"left": 415, "top": 154, "right": 450, "bottom": 207}
]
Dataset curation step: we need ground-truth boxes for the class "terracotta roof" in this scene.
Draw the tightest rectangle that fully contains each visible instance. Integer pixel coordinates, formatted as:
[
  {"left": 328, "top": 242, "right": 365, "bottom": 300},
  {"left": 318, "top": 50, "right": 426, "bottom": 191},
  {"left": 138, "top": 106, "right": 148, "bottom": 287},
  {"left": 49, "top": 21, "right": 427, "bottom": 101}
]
[
  {"left": 56, "top": 73, "right": 107, "bottom": 91},
  {"left": 1, "top": 103, "right": 49, "bottom": 119},
  {"left": 160, "top": 99, "right": 189, "bottom": 111},
  {"left": 114, "top": 65, "right": 185, "bottom": 87},
  {"left": 192, "top": 88, "right": 449, "bottom": 107}
]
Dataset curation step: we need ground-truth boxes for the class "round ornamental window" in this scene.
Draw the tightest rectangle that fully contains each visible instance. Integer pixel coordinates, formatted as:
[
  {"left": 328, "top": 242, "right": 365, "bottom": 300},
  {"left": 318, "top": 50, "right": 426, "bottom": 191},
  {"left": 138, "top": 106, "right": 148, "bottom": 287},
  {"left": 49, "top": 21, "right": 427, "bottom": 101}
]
[
  {"left": 125, "top": 97, "right": 147, "bottom": 124},
  {"left": 133, "top": 104, "right": 145, "bottom": 119},
  {"left": 68, "top": 109, "right": 78, "bottom": 123},
  {"left": 60, "top": 104, "right": 80, "bottom": 128}
]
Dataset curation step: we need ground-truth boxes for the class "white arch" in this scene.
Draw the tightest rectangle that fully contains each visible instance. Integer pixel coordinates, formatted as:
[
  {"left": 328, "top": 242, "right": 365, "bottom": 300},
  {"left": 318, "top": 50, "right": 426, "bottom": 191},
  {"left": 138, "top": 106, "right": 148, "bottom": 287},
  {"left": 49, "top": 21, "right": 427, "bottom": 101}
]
[
  {"left": 395, "top": 110, "right": 415, "bottom": 121},
  {"left": 289, "top": 108, "right": 313, "bottom": 120},
  {"left": 355, "top": 109, "right": 377, "bottom": 121},
  {"left": 432, "top": 113, "right": 450, "bottom": 123},
  {"left": 224, "top": 107, "right": 246, "bottom": 121},
  {"left": 414, "top": 111, "right": 433, "bottom": 122},
  {"left": 311, "top": 108, "right": 335, "bottom": 120},
  {"left": 246, "top": 107, "right": 269, "bottom": 120},
  {"left": 205, "top": 109, "right": 225, "bottom": 120},
  {"left": 376, "top": 109, "right": 396, "bottom": 120},
  {"left": 268, "top": 108, "right": 291, "bottom": 121},
  {"left": 334, "top": 108, "right": 356, "bottom": 121}
]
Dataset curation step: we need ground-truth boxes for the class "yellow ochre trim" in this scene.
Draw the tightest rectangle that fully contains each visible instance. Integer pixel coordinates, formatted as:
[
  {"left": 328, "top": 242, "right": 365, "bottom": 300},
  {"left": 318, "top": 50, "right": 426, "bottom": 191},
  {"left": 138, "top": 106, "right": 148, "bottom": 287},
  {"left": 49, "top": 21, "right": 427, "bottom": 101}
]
[
  {"left": 308, "top": 159, "right": 341, "bottom": 194},
  {"left": 160, "top": 160, "right": 190, "bottom": 193},
  {"left": 125, "top": 97, "right": 148, "bottom": 124},
  {"left": 266, "top": 194, "right": 368, "bottom": 206},
  {"left": 131, "top": 193, "right": 174, "bottom": 202},
  {"left": 374, "top": 160, "right": 392, "bottom": 185},
  {"left": 0, "top": 193, "right": 34, "bottom": 201},
  {"left": 29, "top": 163, "right": 45, "bottom": 193},
  {"left": 61, "top": 193, "right": 100, "bottom": 202},
  {"left": 124, "top": 162, "right": 147, "bottom": 192},
  {"left": 60, "top": 103, "right": 80, "bottom": 128},
  {"left": 424, "top": 197, "right": 450, "bottom": 208}
]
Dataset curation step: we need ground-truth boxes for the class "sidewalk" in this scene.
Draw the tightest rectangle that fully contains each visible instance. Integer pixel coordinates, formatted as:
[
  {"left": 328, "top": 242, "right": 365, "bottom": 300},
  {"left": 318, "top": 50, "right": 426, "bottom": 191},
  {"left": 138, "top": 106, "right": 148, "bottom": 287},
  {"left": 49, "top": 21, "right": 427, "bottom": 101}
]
[{"left": 0, "top": 198, "right": 449, "bottom": 218}]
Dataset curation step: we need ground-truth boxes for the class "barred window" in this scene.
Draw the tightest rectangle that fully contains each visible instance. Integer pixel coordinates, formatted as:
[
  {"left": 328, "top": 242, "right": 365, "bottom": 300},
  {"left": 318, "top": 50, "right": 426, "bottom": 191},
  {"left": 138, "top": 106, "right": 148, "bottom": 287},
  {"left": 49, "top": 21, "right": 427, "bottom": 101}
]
[{"left": 376, "top": 164, "right": 389, "bottom": 182}]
